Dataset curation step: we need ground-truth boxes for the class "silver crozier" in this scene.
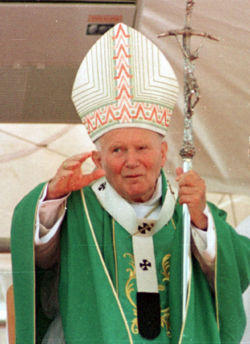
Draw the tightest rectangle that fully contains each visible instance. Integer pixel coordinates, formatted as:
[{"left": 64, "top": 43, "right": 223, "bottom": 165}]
[{"left": 158, "top": 0, "right": 219, "bottom": 322}]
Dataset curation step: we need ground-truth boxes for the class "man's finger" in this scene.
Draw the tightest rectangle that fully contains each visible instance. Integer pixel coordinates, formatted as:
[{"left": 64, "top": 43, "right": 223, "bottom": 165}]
[
  {"left": 77, "top": 152, "right": 93, "bottom": 163},
  {"left": 78, "top": 168, "right": 105, "bottom": 187},
  {"left": 178, "top": 171, "right": 204, "bottom": 187},
  {"left": 84, "top": 168, "right": 106, "bottom": 182},
  {"left": 56, "top": 169, "right": 73, "bottom": 180},
  {"left": 178, "top": 186, "right": 199, "bottom": 196},
  {"left": 178, "top": 196, "right": 190, "bottom": 205},
  {"left": 178, "top": 177, "right": 197, "bottom": 187},
  {"left": 176, "top": 167, "right": 183, "bottom": 178},
  {"left": 62, "top": 152, "right": 93, "bottom": 170},
  {"left": 62, "top": 160, "right": 81, "bottom": 170}
]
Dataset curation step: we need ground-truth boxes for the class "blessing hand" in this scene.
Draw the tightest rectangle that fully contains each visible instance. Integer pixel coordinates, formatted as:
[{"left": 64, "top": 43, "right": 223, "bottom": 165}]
[
  {"left": 176, "top": 167, "right": 207, "bottom": 230},
  {"left": 46, "top": 152, "right": 105, "bottom": 200}
]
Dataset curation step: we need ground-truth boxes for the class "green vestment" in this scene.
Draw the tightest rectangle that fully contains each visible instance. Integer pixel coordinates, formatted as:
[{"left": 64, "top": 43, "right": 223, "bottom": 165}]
[{"left": 11, "top": 176, "right": 250, "bottom": 343}]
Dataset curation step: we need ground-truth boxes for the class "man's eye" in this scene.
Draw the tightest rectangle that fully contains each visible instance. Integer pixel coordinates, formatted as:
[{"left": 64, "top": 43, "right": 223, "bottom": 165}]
[
  {"left": 138, "top": 146, "right": 147, "bottom": 150},
  {"left": 113, "top": 147, "right": 121, "bottom": 153}
]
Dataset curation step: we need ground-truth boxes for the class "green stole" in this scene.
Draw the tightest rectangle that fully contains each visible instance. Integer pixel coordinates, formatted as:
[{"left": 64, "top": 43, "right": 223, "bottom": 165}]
[{"left": 11, "top": 179, "right": 250, "bottom": 343}]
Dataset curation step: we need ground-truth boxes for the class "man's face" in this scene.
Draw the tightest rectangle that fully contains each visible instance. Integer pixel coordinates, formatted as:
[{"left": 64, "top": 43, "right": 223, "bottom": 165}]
[{"left": 93, "top": 128, "right": 168, "bottom": 203}]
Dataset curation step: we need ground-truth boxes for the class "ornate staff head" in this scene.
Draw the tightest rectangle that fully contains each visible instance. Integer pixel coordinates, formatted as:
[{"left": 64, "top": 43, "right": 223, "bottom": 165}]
[{"left": 158, "top": 0, "right": 219, "bottom": 161}]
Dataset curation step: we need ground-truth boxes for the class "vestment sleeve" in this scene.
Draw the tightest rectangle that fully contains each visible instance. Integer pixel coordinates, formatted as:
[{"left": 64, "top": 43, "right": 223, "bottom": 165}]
[
  {"left": 191, "top": 205, "right": 216, "bottom": 262},
  {"left": 35, "top": 184, "right": 68, "bottom": 245},
  {"left": 34, "top": 184, "right": 69, "bottom": 268},
  {"left": 190, "top": 205, "right": 216, "bottom": 287}
]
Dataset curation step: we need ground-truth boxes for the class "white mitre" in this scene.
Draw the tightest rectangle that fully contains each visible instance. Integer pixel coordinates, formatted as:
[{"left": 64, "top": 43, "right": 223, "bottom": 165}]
[{"left": 72, "top": 23, "right": 179, "bottom": 141}]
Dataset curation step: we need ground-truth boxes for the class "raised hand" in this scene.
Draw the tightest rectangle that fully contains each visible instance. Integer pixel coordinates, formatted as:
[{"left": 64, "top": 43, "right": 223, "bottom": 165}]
[
  {"left": 46, "top": 152, "right": 105, "bottom": 200},
  {"left": 176, "top": 167, "right": 207, "bottom": 230}
]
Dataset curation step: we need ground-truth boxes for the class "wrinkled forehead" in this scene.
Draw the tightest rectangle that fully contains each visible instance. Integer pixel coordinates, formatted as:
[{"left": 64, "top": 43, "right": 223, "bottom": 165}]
[{"left": 95, "top": 127, "right": 165, "bottom": 150}]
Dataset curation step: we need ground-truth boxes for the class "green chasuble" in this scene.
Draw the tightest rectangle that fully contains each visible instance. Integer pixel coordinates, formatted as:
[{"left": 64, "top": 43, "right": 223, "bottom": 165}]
[{"left": 11, "top": 176, "right": 250, "bottom": 344}]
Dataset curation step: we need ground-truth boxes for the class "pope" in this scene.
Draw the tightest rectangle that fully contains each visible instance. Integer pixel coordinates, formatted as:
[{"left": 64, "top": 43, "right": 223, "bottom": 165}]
[{"left": 11, "top": 23, "right": 250, "bottom": 344}]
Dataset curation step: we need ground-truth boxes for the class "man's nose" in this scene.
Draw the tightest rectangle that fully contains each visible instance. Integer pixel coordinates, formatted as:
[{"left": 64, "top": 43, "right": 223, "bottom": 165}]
[{"left": 124, "top": 150, "right": 139, "bottom": 168}]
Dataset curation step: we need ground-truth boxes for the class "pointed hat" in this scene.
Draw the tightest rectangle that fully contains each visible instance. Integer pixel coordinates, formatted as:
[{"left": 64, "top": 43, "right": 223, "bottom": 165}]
[{"left": 72, "top": 23, "right": 179, "bottom": 141}]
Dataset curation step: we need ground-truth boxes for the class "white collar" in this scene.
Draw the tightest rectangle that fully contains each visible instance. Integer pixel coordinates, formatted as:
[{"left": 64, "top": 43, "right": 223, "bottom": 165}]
[
  {"left": 92, "top": 174, "right": 176, "bottom": 236},
  {"left": 91, "top": 174, "right": 176, "bottom": 295}
]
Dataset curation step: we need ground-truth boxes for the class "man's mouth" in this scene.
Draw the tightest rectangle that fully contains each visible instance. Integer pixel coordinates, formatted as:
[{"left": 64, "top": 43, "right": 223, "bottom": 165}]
[{"left": 124, "top": 174, "right": 143, "bottom": 179}]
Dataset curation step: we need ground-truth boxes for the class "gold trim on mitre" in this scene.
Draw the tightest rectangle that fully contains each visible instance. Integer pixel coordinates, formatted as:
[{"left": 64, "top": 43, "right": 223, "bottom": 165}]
[{"left": 72, "top": 23, "right": 179, "bottom": 141}]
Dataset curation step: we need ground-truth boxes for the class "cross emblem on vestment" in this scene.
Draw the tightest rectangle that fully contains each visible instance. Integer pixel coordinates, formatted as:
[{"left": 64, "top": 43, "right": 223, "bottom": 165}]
[
  {"left": 98, "top": 182, "right": 106, "bottom": 191},
  {"left": 138, "top": 222, "right": 154, "bottom": 234},
  {"left": 139, "top": 259, "right": 152, "bottom": 271}
]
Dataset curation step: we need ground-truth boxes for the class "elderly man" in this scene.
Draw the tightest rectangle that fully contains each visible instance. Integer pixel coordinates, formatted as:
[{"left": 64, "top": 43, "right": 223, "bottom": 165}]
[{"left": 11, "top": 24, "right": 250, "bottom": 344}]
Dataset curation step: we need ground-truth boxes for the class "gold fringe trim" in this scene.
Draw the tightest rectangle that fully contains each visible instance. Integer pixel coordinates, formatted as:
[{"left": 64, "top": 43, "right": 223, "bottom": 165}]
[{"left": 112, "top": 219, "right": 119, "bottom": 295}]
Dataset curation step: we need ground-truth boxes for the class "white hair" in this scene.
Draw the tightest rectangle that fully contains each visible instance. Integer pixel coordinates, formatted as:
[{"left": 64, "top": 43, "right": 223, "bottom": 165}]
[{"left": 94, "top": 138, "right": 102, "bottom": 152}]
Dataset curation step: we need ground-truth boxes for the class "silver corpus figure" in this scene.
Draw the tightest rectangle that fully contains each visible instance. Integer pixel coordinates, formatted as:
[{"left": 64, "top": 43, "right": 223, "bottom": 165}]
[{"left": 158, "top": 0, "right": 219, "bottom": 321}]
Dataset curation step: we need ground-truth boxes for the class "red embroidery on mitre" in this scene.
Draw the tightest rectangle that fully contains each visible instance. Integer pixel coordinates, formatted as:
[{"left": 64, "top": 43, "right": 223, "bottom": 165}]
[
  {"left": 112, "top": 23, "right": 130, "bottom": 40},
  {"left": 113, "top": 23, "right": 133, "bottom": 111},
  {"left": 85, "top": 103, "right": 172, "bottom": 136}
]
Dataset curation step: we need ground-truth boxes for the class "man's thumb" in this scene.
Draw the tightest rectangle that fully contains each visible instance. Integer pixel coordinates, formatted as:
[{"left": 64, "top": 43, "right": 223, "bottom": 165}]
[{"left": 176, "top": 167, "right": 184, "bottom": 177}]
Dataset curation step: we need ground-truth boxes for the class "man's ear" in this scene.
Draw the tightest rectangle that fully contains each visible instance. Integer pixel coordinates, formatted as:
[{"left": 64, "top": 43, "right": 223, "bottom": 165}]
[
  {"left": 92, "top": 150, "right": 102, "bottom": 169},
  {"left": 161, "top": 141, "right": 168, "bottom": 167}
]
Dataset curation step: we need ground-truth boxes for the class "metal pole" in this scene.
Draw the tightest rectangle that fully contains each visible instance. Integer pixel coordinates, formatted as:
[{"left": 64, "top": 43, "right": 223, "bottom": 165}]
[{"left": 180, "top": 0, "right": 196, "bottom": 321}]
